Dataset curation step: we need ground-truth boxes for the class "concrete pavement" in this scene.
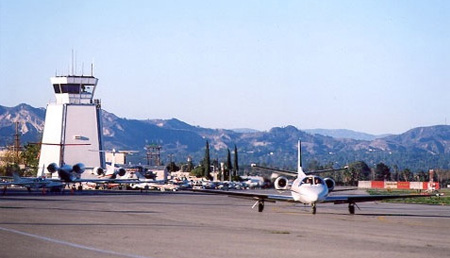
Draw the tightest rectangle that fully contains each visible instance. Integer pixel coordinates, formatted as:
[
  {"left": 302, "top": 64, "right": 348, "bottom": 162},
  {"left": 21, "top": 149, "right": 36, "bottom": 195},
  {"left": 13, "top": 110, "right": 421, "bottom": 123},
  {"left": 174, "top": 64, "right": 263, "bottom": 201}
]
[{"left": 0, "top": 190, "right": 449, "bottom": 258}]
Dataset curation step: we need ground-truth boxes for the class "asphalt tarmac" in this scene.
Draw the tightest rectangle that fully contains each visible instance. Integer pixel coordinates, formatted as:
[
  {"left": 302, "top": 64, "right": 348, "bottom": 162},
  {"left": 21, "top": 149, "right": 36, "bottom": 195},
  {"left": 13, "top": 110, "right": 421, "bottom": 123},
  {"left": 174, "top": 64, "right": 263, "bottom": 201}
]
[{"left": 0, "top": 189, "right": 449, "bottom": 258}]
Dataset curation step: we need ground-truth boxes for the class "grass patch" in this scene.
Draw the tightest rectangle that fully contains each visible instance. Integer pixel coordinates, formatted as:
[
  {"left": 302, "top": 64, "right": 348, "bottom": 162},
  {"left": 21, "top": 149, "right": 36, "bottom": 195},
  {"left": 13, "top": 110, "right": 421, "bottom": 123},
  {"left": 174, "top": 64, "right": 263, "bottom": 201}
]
[{"left": 367, "top": 189, "right": 450, "bottom": 205}]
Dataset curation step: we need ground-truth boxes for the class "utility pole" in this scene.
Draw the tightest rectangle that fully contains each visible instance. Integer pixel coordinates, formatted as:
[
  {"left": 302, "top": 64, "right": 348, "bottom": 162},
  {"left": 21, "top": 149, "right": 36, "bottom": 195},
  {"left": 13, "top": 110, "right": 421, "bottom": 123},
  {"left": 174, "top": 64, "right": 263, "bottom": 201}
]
[{"left": 13, "top": 121, "right": 21, "bottom": 164}]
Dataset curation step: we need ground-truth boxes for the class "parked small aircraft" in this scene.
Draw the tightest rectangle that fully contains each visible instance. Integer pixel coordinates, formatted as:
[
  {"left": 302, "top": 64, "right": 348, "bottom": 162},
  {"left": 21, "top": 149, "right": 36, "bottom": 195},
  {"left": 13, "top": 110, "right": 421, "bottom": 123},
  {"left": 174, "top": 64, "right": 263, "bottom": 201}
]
[
  {"left": 46, "top": 162, "right": 139, "bottom": 188},
  {"left": 127, "top": 170, "right": 174, "bottom": 191},
  {"left": 91, "top": 149, "right": 134, "bottom": 179},
  {"left": 193, "top": 140, "right": 434, "bottom": 214},
  {"left": 0, "top": 172, "right": 65, "bottom": 194}
]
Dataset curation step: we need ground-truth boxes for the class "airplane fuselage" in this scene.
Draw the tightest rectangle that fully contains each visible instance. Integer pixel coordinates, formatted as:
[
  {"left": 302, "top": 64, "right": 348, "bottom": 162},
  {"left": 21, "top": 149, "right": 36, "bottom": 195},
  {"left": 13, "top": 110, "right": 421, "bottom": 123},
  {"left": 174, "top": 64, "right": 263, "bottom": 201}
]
[{"left": 290, "top": 176, "right": 329, "bottom": 204}]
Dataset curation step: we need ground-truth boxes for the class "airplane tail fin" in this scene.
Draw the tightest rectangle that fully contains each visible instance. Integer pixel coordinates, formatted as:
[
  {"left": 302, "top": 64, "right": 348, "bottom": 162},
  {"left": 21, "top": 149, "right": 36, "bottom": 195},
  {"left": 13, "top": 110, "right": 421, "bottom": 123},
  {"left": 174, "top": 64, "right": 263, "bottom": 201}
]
[
  {"left": 12, "top": 172, "right": 21, "bottom": 183},
  {"left": 297, "top": 140, "right": 306, "bottom": 178},
  {"left": 134, "top": 170, "right": 145, "bottom": 180}
]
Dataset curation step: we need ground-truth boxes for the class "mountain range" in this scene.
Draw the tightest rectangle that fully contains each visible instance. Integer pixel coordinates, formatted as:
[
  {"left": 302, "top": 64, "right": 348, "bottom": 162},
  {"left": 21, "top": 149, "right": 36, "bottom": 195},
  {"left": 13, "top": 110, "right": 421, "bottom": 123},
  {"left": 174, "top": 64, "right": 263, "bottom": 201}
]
[{"left": 1, "top": 103, "right": 449, "bottom": 172}]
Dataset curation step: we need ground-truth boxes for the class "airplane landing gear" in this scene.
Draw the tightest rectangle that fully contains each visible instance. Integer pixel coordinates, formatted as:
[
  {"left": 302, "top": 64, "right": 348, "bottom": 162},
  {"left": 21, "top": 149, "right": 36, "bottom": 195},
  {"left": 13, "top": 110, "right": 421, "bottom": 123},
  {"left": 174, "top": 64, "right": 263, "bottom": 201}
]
[
  {"left": 258, "top": 201, "right": 264, "bottom": 212},
  {"left": 348, "top": 203, "right": 355, "bottom": 215},
  {"left": 311, "top": 203, "right": 317, "bottom": 214},
  {"left": 252, "top": 199, "right": 265, "bottom": 212}
]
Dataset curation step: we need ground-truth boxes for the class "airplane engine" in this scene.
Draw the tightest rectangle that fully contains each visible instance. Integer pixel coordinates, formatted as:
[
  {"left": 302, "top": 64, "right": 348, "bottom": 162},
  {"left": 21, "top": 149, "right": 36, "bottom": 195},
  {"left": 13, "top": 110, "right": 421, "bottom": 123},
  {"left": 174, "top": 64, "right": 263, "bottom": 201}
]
[
  {"left": 117, "top": 167, "right": 126, "bottom": 177},
  {"left": 144, "top": 171, "right": 156, "bottom": 179},
  {"left": 274, "top": 176, "right": 289, "bottom": 190},
  {"left": 47, "top": 163, "right": 59, "bottom": 173},
  {"left": 72, "top": 163, "right": 85, "bottom": 174},
  {"left": 93, "top": 167, "right": 105, "bottom": 176},
  {"left": 324, "top": 178, "right": 335, "bottom": 192}
]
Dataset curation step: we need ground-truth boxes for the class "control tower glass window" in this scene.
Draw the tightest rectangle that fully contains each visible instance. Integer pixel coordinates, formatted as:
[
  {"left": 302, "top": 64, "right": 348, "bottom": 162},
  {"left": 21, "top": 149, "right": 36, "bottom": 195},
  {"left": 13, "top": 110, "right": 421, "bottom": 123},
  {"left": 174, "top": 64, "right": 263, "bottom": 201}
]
[
  {"left": 62, "top": 84, "right": 81, "bottom": 94},
  {"left": 52, "top": 84, "right": 94, "bottom": 94},
  {"left": 53, "top": 84, "right": 61, "bottom": 93},
  {"left": 81, "top": 85, "right": 94, "bottom": 94}
]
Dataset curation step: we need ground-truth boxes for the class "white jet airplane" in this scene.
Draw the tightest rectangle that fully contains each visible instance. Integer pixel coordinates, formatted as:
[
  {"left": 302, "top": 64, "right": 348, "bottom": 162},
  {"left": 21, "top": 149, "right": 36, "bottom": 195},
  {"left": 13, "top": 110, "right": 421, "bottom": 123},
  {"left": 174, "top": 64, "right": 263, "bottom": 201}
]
[
  {"left": 193, "top": 140, "right": 434, "bottom": 214},
  {"left": 91, "top": 149, "right": 136, "bottom": 179},
  {"left": 127, "top": 169, "right": 175, "bottom": 191}
]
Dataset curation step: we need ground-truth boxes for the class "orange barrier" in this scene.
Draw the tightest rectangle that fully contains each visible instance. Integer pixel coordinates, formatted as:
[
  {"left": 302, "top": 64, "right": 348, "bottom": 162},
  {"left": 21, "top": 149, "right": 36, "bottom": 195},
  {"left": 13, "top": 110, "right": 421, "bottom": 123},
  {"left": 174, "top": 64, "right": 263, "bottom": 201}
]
[
  {"left": 358, "top": 181, "right": 440, "bottom": 190},
  {"left": 371, "top": 181, "right": 384, "bottom": 189},
  {"left": 397, "top": 181, "right": 410, "bottom": 189}
]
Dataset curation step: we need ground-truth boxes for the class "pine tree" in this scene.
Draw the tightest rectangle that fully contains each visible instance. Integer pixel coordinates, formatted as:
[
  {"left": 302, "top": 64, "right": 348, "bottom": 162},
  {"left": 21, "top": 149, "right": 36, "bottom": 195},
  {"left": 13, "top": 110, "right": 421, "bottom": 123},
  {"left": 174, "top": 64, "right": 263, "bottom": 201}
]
[
  {"left": 203, "top": 140, "right": 211, "bottom": 179},
  {"left": 375, "top": 163, "right": 391, "bottom": 181},
  {"left": 226, "top": 148, "right": 232, "bottom": 181},
  {"left": 233, "top": 144, "right": 239, "bottom": 177}
]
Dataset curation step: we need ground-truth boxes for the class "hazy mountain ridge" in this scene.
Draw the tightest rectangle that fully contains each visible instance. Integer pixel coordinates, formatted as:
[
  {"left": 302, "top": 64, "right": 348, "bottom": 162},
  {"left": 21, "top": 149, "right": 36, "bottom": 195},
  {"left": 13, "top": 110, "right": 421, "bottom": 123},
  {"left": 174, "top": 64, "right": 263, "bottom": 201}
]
[
  {"left": 0, "top": 103, "right": 45, "bottom": 145},
  {"left": 304, "top": 128, "right": 388, "bottom": 141},
  {"left": 1, "top": 104, "right": 449, "bottom": 171}
]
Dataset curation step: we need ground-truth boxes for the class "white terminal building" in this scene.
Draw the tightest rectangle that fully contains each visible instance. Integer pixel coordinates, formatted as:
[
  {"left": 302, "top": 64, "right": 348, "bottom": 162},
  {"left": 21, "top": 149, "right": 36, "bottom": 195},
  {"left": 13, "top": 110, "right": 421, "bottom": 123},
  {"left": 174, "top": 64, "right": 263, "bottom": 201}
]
[{"left": 37, "top": 74, "right": 105, "bottom": 176}]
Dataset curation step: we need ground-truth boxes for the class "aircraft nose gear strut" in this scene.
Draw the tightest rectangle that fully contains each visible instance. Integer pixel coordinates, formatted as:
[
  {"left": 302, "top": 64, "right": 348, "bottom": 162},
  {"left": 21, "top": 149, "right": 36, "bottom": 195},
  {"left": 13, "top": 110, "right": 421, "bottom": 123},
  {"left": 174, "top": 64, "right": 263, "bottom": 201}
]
[
  {"left": 311, "top": 203, "right": 317, "bottom": 214},
  {"left": 252, "top": 199, "right": 265, "bottom": 212}
]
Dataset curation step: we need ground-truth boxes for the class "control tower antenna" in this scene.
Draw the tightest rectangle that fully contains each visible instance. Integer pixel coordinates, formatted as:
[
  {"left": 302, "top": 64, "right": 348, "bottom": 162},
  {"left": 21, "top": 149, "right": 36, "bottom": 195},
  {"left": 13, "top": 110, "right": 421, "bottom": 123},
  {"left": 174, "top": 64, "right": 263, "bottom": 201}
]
[
  {"left": 71, "top": 49, "right": 74, "bottom": 75},
  {"left": 75, "top": 51, "right": 77, "bottom": 75}
]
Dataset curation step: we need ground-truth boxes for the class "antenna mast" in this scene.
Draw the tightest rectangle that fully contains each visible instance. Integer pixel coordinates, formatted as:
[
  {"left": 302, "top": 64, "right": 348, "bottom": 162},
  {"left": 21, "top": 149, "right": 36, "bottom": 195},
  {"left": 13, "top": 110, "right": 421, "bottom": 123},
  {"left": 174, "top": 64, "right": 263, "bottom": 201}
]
[
  {"left": 14, "top": 121, "right": 20, "bottom": 163},
  {"left": 71, "top": 49, "right": 74, "bottom": 75}
]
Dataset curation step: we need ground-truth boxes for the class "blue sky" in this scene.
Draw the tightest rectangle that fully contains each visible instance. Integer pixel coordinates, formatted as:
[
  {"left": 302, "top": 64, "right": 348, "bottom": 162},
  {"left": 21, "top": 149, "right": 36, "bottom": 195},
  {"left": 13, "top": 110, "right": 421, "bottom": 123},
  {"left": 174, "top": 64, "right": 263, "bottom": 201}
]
[{"left": 1, "top": 0, "right": 449, "bottom": 135}]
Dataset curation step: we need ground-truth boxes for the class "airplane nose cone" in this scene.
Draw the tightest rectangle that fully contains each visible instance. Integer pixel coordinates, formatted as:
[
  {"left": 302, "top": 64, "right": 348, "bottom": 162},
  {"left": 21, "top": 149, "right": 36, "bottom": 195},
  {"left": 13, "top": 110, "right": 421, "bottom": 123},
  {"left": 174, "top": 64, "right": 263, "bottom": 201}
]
[
  {"left": 304, "top": 193, "right": 319, "bottom": 203},
  {"left": 299, "top": 186, "right": 327, "bottom": 204}
]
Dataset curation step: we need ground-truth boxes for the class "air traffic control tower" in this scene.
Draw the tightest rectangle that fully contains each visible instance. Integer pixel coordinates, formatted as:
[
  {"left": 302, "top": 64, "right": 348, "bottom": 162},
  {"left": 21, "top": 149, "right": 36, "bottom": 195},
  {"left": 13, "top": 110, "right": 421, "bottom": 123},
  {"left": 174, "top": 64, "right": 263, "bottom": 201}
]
[{"left": 37, "top": 74, "right": 105, "bottom": 176}]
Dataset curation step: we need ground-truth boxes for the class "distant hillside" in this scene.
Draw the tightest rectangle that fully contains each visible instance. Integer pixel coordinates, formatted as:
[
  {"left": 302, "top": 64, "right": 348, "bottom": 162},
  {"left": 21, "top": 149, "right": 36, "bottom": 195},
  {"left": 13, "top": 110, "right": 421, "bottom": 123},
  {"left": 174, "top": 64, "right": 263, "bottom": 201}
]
[
  {"left": 1, "top": 103, "right": 449, "bottom": 171},
  {"left": 304, "top": 128, "right": 385, "bottom": 141},
  {"left": 0, "top": 103, "right": 45, "bottom": 146},
  {"left": 231, "top": 128, "right": 261, "bottom": 133},
  {"left": 102, "top": 112, "right": 205, "bottom": 154}
]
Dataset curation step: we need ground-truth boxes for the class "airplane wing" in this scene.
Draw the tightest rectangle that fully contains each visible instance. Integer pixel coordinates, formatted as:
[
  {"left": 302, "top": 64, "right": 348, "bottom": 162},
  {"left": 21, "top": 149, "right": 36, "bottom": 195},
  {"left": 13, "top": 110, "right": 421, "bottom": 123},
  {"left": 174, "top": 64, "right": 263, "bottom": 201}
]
[
  {"left": 250, "top": 164, "right": 297, "bottom": 176},
  {"left": 324, "top": 193, "right": 433, "bottom": 204},
  {"left": 192, "top": 189, "right": 295, "bottom": 202},
  {"left": 193, "top": 189, "right": 432, "bottom": 203},
  {"left": 192, "top": 189, "right": 435, "bottom": 214},
  {"left": 251, "top": 164, "right": 347, "bottom": 176},
  {"left": 68, "top": 178, "right": 141, "bottom": 184}
]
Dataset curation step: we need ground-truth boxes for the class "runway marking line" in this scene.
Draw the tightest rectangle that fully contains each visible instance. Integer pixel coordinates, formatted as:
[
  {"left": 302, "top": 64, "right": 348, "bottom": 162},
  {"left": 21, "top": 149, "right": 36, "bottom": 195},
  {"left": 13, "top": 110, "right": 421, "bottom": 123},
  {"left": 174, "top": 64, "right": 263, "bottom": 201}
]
[{"left": 0, "top": 226, "right": 151, "bottom": 258}]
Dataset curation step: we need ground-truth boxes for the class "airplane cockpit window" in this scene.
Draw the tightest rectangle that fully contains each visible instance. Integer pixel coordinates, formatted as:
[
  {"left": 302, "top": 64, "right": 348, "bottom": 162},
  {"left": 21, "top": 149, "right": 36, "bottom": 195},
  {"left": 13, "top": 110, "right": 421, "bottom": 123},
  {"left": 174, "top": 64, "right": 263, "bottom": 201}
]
[
  {"left": 301, "top": 177, "right": 314, "bottom": 185},
  {"left": 301, "top": 176, "right": 324, "bottom": 185},
  {"left": 314, "top": 177, "right": 324, "bottom": 185}
]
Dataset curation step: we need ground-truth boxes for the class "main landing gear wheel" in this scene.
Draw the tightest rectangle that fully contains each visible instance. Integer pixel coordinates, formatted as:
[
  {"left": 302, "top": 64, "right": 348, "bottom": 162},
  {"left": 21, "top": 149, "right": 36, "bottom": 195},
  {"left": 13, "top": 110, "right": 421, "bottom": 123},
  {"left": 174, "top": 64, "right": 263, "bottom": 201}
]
[
  {"left": 253, "top": 199, "right": 265, "bottom": 212},
  {"left": 348, "top": 203, "right": 355, "bottom": 215},
  {"left": 258, "top": 200, "right": 265, "bottom": 212}
]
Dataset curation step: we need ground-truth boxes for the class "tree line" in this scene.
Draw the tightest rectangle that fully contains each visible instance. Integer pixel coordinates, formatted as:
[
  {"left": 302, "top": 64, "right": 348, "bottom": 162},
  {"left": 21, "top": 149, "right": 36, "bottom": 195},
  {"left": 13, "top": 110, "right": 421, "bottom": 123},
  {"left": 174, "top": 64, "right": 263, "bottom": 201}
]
[
  {"left": 172, "top": 141, "right": 241, "bottom": 181},
  {"left": 3, "top": 140, "right": 450, "bottom": 188},
  {"left": 0, "top": 143, "right": 40, "bottom": 176},
  {"left": 306, "top": 160, "right": 450, "bottom": 187}
]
